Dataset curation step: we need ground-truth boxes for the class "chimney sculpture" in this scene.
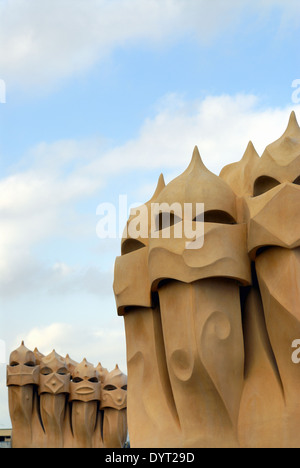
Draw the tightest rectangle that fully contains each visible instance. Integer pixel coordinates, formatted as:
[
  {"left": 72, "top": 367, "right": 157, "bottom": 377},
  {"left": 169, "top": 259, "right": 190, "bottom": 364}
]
[
  {"left": 100, "top": 364, "right": 128, "bottom": 448},
  {"left": 6, "top": 342, "right": 40, "bottom": 448},
  {"left": 114, "top": 111, "right": 300, "bottom": 448}
]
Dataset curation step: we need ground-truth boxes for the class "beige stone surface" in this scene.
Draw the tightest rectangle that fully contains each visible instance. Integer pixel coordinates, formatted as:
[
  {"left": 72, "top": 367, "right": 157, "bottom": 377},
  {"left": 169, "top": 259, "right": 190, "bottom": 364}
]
[{"left": 114, "top": 111, "right": 300, "bottom": 448}]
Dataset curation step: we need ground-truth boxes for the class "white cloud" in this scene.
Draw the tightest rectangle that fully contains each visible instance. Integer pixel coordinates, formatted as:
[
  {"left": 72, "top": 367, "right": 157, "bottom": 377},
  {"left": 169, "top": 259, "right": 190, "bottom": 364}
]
[
  {"left": 0, "top": 138, "right": 106, "bottom": 294},
  {"left": 0, "top": 0, "right": 298, "bottom": 90},
  {"left": 0, "top": 256, "right": 114, "bottom": 298},
  {"left": 0, "top": 140, "right": 117, "bottom": 296},
  {"left": 16, "top": 321, "right": 127, "bottom": 371},
  {"left": 86, "top": 93, "right": 300, "bottom": 177}
]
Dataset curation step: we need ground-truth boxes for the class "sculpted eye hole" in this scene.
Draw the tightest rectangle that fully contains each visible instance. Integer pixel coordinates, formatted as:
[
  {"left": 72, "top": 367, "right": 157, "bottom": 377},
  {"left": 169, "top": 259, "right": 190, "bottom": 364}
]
[
  {"left": 156, "top": 212, "right": 182, "bottom": 231},
  {"left": 293, "top": 176, "right": 300, "bottom": 185},
  {"left": 121, "top": 239, "right": 146, "bottom": 255},
  {"left": 88, "top": 377, "right": 98, "bottom": 383},
  {"left": 253, "top": 176, "right": 280, "bottom": 197},
  {"left": 10, "top": 361, "right": 19, "bottom": 367},
  {"left": 121, "top": 385, "right": 127, "bottom": 391},
  {"left": 193, "top": 213, "right": 204, "bottom": 222},
  {"left": 104, "top": 384, "right": 117, "bottom": 391},
  {"left": 200, "top": 210, "right": 236, "bottom": 225},
  {"left": 41, "top": 367, "right": 53, "bottom": 375},
  {"left": 57, "top": 367, "right": 68, "bottom": 375},
  {"left": 24, "top": 361, "right": 35, "bottom": 367},
  {"left": 72, "top": 377, "right": 83, "bottom": 383}
]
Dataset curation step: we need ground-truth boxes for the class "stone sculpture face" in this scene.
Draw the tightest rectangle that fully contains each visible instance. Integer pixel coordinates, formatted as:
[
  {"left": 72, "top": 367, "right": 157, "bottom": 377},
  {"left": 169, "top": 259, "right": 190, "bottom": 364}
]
[
  {"left": 7, "top": 341, "right": 39, "bottom": 387},
  {"left": 100, "top": 365, "right": 127, "bottom": 410},
  {"left": 147, "top": 147, "right": 251, "bottom": 289},
  {"left": 113, "top": 149, "right": 252, "bottom": 317},
  {"left": 39, "top": 350, "right": 70, "bottom": 395},
  {"left": 70, "top": 358, "right": 101, "bottom": 402}
]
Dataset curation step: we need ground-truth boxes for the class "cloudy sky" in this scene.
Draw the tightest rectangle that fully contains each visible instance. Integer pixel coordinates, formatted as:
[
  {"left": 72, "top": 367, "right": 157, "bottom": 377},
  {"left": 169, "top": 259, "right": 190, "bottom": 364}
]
[{"left": 0, "top": 0, "right": 300, "bottom": 427}]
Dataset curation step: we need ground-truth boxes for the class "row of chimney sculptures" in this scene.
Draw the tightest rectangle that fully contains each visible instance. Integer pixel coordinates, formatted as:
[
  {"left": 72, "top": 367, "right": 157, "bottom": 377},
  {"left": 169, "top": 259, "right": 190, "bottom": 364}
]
[{"left": 7, "top": 341, "right": 127, "bottom": 448}]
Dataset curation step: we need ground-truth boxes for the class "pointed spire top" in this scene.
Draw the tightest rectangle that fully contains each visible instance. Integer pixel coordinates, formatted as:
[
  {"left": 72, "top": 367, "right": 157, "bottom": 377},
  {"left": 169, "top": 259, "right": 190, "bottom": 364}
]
[
  {"left": 41, "top": 349, "right": 66, "bottom": 370},
  {"left": 156, "top": 173, "right": 165, "bottom": 192},
  {"left": 34, "top": 347, "right": 45, "bottom": 364},
  {"left": 285, "top": 111, "right": 300, "bottom": 136},
  {"left": 243, "top": 141, "right": 260, "bottom": 162},
  {"left": 155, "top": 144, "right": 236, "bottom": 220},
  {"left": 219, "top": 141, "right": 260, "bottom": 196},
  {"left": 156, "top": 145, "right": 212, "bottom": 198},
  {"left": 72, "top": 357, "right": 97, "bottom": 380},
  {"left": 149, "top": 173, "right": 165, "bottom": 202},
  {"left": 192, "top": 145, "right": 201, "bottom": 160},
  {"left": 65, "top": 354, "right": 78, "bottom": 373},
  {"left": 185, "top": 145, "right": 209, "bottom": 174},
  {"left": 262, "top": 111, "right": 300, "bottom": 166},
  {"left": 103, "top": 364, "right": 127, "bottom": 387}
]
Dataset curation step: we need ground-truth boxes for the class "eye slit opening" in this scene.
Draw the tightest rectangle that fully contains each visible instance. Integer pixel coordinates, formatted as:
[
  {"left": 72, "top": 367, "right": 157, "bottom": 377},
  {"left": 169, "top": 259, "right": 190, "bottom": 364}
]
[
  {"left": 253, "top": 176, "right": 280, "bottom": 197},
  {"left": 156, "top": 212, "right": 182, "bottom": 231},
  {"left": 57, "top": 367, "right": 68, "bottom": 375},
  {"left": 24, "top": 361, "right": 35, "bottom": 367},
  {"left": 293, "top": 176, "right": 300, "bottom": 185},
  {"left": 193, "top": 213, "right": 204, "bottom": 222},
  {"left": 41, "top": 367, "right": 53, "bottom": 376},
  {"left": 201, "top": 210, "right": 236, "bottom": 225},
  {"left": 121, "top": 239, "right": 146, "bottom": 256},
  {"left": 10, "top": 361, "right": 19, "bottom": 367},
  {"left": 88, "top": 377, "right": 98, "bottom": 383},
  {"left": 72, "top": 377, "right": 83, "bottom": 383},
  {"left": 104, "top": 384, "right": 117, "bottom": 391},
  {"left": 121, "top": 385, "right": 127, "bottom": 391}
]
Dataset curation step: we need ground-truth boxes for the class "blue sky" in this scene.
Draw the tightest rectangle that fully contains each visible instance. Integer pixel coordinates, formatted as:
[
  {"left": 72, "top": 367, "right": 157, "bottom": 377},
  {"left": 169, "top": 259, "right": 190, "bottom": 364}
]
[{"left": 0, "top": 0, "right": 300, "bottom": 427}]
